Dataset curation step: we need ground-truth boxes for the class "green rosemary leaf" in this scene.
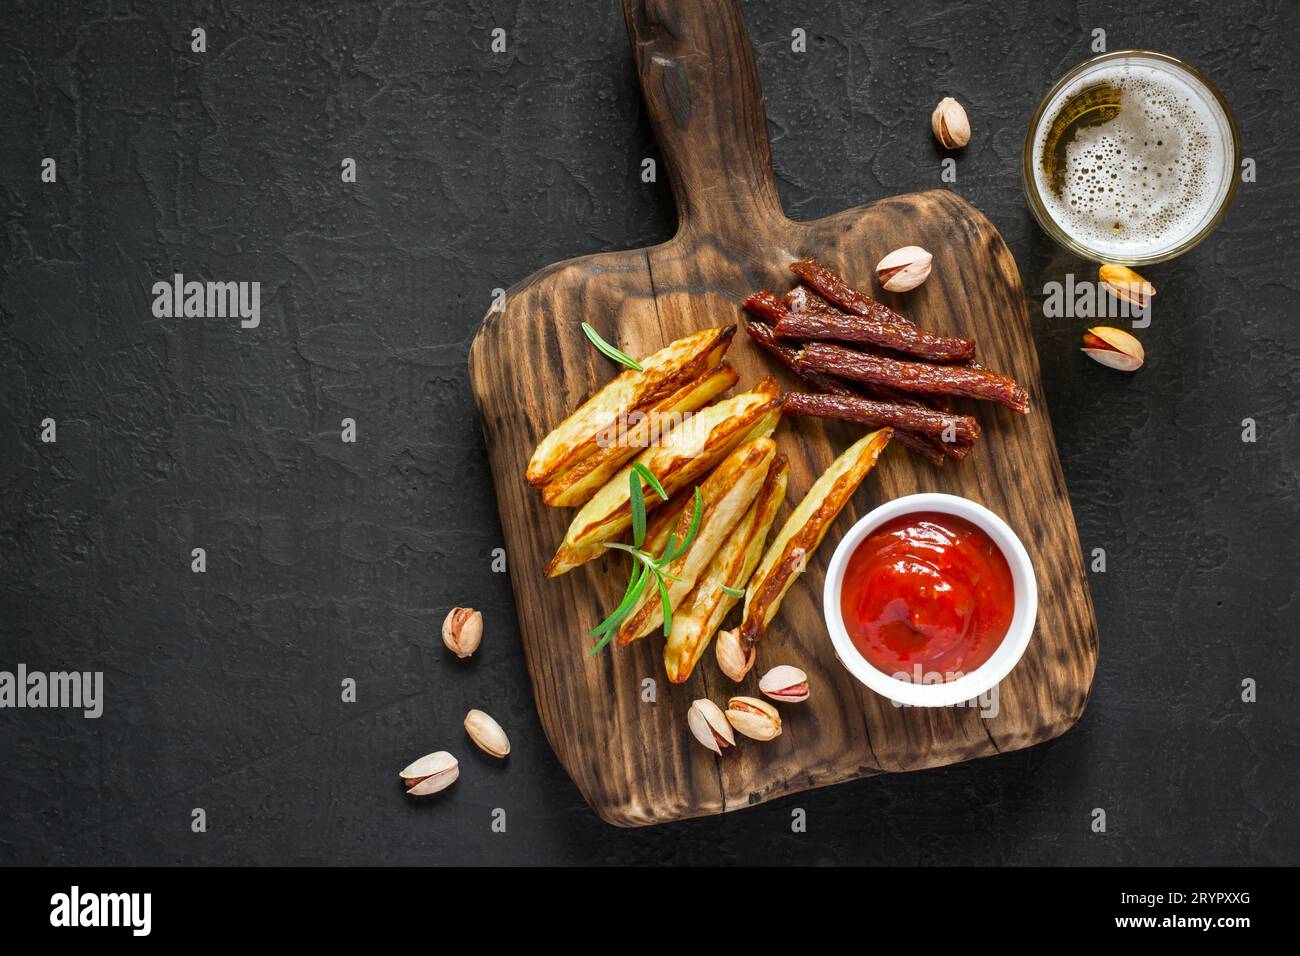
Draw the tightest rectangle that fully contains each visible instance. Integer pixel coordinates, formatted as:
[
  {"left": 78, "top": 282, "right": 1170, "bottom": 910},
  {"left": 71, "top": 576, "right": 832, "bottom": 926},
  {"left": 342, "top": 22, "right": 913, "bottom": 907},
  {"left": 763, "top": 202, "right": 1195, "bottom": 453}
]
[
  {"left": 660, "top": 531, "right": 678, "bottom": 563},
  {"left": 591, "top": 561, "right": 645, "bottom": 638},
  {"left": 721, "top": 584, "right": 745, "bottom": 598},
  {"left": 680, "top": 487, "right": 704, "bottom": 551},
  {"left": 661, "top": 486, "right": 704, "bottom": 564},
  {"left": 629, "top": 470, "right": 647, "bottom": 548},
  {"left": 665, "top": 489, "right": 707, "bottom": 564},
  {"left": 655, "top": 573, "right": 673, "bottom": 637},
  {"left": 588, "top": 564, "right": 648, "bottom": 653},
  {"left": 587, "top": 625, "right": 618, "bottom": 657},
  {"left": 605, "top": 542, "right": 662, "bottom": 576},
  {"left": 631, "top": 462, "right": 668, "bottom": 501},
  {"left": 581, "top": 322, "right": 643, "bottom": 371}
]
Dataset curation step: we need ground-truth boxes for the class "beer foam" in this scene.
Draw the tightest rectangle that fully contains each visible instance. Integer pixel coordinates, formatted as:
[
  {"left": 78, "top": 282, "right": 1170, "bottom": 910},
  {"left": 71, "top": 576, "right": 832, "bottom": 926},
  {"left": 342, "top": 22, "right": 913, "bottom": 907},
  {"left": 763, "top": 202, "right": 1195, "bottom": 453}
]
[{"left": 1034, "top": 59, "right": 1234, "bottom": 259}]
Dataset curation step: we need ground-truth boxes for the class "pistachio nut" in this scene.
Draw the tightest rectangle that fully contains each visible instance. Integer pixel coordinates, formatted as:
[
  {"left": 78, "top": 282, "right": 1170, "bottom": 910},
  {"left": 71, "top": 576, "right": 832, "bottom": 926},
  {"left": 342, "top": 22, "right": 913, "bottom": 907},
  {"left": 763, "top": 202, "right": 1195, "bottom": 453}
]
[
  {"left": 442, "top": 607, "right": 482, "bottom": 658},
  {"left": 687, "top": 699, "right": 736, "bottom": 755},
  {"left": 725, "top": 696, "right": 782, "bottom": 741},
  {"left": 931, "top": 97, "right": 971, "bottom": 149},
  {"left": 1081, "top": 326, "right": 1145, "bottom": 372},
  {"left": 715, "top": 627, "right": 756, "bottom": 682},
  {"left": 464, "top": 709, "right": 510, "bottom": 758},
  {"left": 875, "top": 246, "right": 933, "bottom": 293},
  {"left": 400, "top": 751, "right": 459, "bottom": 795},
  {"left": 1099, "top": 263, "right": 1155, "bottom": 310},
  {"left": 758, "top": 665, "right": 810, "bottom": 703}
]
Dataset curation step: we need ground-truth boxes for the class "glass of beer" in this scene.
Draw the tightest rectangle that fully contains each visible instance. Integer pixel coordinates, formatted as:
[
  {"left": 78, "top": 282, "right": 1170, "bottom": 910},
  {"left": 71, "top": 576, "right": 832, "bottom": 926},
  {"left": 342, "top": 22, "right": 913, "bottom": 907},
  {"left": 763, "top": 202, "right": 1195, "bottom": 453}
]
[{"left": 1023, "top": 51, "right": 1241, "bottom": 265}]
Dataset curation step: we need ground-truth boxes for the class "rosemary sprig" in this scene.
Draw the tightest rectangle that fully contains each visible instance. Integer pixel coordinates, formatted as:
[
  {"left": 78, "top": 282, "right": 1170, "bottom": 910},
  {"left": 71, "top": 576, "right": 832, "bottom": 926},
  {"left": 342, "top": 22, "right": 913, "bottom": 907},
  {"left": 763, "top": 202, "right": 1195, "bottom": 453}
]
[
  {"left": 627, "top": 462, "right": 668, "bottom": 549},
  {"left": 588, "top": 479, "right": 704, "bottom": 654},
  {"left": 661, "top": 487, "right": 703, "bottom": 563},
  {"left": 587, "top": 563, "right": 647, "bottom": 656},
  {"left": 629, "top": 471, "right": 647, "bottom": 548},
  {"left": 605, "top": 542, "right": 674, "bottom": 578},
  {"left": 649, "top": 575, "right": 669, "bottom": 637},
  {"left": 581, "top": 322, "right": 643, "bottom": 371},
  {"left": 631, "top": 462, "right": 668, "bottom": 501}
]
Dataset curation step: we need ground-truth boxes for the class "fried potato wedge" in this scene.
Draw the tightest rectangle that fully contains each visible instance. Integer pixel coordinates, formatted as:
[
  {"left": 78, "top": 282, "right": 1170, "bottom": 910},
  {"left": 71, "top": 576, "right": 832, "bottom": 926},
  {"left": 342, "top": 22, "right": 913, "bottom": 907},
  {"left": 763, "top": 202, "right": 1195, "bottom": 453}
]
[
  {"left": 544, "top": 377, "right": 782, "bottom": 578},
  {"left": 740, "top": 428, "right": 893, "bottom": 647},
  {"left": 617, "top": 437, "right": 777, "bottom": 643},
  {"left": 525, "top": 326, "right": 735, "bottom": 487},
  {"left": 664, "top": 455, "right": 788, "bottom": 682},
  {"left": 540, "top": 364, "right": 739, "bottom": 508}
]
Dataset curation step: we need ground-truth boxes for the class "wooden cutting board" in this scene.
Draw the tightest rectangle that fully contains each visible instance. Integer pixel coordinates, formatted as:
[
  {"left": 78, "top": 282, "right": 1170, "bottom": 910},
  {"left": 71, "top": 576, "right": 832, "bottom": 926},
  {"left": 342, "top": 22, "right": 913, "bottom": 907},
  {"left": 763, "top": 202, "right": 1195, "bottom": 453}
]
[{"left": 468, "top": 0, "right": 1098, "bottom": 827}]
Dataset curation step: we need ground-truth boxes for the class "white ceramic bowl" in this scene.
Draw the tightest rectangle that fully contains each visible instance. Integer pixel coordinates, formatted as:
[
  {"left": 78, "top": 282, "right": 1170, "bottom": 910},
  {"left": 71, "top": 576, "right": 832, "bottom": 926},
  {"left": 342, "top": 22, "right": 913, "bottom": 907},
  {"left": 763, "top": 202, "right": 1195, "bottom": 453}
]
[{"left": 822, "top": 493, "right": 1037, "bottom": 707}]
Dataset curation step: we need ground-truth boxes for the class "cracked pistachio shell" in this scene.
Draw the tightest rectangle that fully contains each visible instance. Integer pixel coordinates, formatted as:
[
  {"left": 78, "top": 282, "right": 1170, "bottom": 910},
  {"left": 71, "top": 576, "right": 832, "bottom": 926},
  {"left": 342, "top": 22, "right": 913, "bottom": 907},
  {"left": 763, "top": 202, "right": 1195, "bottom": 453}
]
[
  {"left": 875, "top": 246, "right": 933, "bottom": 292},
  {"left": 1082, "top": 326, "right": 1145, "bottom": 372},
  {"left": 442, "top": 607, "right": 482, "bottom": 658},
  {"left": 715, "top": 627, "right": 756, "bottom": 682},
  {"left": 687, "top": 699, "right": 735, "bottom": 755},
  {"left": 758, "top": 665, "right": 810, "bottom": 703},
  {"left": 931, "top": 97, "right": 970, "bottom": 149},
  {"left": 401, "top": 751, "right": 459, "bottom": 795},
  {"left": 725, "top": 696, "right": 782, "bottom": 741},
  {"left": 1099, "top": 263, "right": 1155, "bottom": 309}
]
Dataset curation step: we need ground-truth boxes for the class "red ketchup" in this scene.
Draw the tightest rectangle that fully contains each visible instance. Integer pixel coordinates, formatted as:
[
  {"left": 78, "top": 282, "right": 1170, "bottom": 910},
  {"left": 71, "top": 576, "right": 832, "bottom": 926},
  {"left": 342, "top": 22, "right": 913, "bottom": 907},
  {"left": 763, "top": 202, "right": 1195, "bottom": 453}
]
[{"left": 839, "top": 512, "right": 1014, "bottom": 682}]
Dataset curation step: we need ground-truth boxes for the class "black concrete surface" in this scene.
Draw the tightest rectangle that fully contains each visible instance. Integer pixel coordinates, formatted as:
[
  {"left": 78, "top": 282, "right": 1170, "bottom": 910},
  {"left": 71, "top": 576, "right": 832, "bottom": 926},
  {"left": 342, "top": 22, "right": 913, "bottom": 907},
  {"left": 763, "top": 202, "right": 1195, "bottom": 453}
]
[{"left": 1, "top": 0, "right": 1296, "bottom": 865}]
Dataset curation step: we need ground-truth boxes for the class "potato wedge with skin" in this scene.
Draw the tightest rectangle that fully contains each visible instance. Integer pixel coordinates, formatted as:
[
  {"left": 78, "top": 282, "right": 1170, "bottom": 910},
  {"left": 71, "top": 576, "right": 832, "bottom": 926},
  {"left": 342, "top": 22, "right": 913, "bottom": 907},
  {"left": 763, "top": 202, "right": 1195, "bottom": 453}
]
[
  {"left": 736, "top": 457, "right": 791, "bottom": 593},
  {"left": 541, "top": 364, "right": 739, "bottom": 508},
  {"left": 544, "top": 378, "right": 782, "bottom": 578},
  {"left": 740, "top": 428, "right": 893, "bottom": 648},
  {"left": 664, "top": 455, "right": 789, "bottom": 682},
  {"left": 617, "top": 437, "right": 777, "bottom": 643},
  {"left": 526, "top": 326, "right": 735, "bottom": 487}
]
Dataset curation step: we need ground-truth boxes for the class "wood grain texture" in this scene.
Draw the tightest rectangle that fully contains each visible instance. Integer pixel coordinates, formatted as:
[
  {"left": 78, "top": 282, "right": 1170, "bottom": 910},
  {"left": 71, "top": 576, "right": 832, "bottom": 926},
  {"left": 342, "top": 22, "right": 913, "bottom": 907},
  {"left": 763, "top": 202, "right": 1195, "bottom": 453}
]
[{"left": 468, "top": 0, "right": 1098, "bottom": 827}]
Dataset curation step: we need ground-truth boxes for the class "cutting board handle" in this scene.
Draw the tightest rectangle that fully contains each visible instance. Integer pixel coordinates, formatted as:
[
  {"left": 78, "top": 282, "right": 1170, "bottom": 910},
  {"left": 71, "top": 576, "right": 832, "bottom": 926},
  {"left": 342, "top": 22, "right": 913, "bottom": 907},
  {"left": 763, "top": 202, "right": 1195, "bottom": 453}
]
[{"left": 623, "top": 0, "right": 786, "bottom": 240}]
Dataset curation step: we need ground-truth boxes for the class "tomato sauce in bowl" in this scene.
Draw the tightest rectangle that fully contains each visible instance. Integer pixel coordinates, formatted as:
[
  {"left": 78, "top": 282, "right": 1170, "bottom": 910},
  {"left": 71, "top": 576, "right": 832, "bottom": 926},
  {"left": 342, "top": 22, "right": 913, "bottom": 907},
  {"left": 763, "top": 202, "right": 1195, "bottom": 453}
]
[{"left": 839, "top": 511, "right": 1015, "bottom": 681}]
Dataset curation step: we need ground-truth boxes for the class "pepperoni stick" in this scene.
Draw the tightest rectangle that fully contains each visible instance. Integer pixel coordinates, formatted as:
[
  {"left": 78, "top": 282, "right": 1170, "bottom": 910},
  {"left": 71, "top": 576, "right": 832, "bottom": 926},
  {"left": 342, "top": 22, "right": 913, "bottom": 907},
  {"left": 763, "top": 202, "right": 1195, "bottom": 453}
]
[
  {"left": 747, "top": 301, "right": 969, "bottom": 456},
  {"left": 743, "top": 318, "right": 851, "bottom": 395},
  {"left": 744, "top": 311, "right": 958, "bottom": 459},
  {"left": 845, "top": 412, "right": 945, "bottom": 464},
  {"left": 786, "top": 282, "right": 953, "bottom": 414},
  {"left": 749, "top": 290, "right": 956, "bottom": 412},
  {"left": 749, "top": 290, "right": 972, "bottom": 362},
  {"left": 783, "top": 286, "right": 838, "bottom": 314},
  {"left": 788, "top": 258, "right": 916, "bottom": 328},
  {"left": 943, "top": 436, "right": 975, "bottom": 460},
  {"left": 744, "top": 321, "right": 948, "bottom": 465},
  {"left": 783, "top": 392, "right": 981, "bottom": 444},
  {"left": 799, "top": 342, "right": 1031, "bottom": 414},
  {"left": 742, "top": 290, "right": 801, "bottom": 324},
  {"left": 774, "top": 308, "right": 975, "bottom": 363},
  {"left": 784, "top": 281, "right": 953, "bottom": 416}
]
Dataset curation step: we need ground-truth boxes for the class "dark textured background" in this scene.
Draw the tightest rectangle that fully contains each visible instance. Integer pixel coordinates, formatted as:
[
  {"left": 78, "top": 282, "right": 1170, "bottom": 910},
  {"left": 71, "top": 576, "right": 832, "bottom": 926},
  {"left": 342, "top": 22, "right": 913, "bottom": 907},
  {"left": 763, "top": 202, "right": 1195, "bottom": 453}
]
[{"left": 1, "top": 0, "right": 1297, "bottom": 865}]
